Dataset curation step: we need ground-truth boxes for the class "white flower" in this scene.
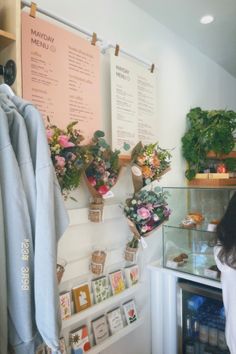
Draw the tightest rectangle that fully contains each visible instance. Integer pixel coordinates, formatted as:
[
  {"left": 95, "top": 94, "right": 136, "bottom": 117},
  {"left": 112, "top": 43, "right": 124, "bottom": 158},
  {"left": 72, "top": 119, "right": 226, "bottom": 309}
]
[{"left": 153, "top": 215, "right": 160, "bottom": 222}]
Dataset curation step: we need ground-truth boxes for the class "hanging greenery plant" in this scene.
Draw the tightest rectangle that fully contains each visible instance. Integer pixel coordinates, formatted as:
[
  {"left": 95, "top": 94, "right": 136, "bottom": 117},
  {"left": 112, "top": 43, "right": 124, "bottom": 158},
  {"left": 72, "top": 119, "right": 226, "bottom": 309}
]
[
  {"left": 225, "top": 158, "right": 236, "bottom": 172},
  {"left": 181, "top": 107, "right": 236, "bottom": 180}
]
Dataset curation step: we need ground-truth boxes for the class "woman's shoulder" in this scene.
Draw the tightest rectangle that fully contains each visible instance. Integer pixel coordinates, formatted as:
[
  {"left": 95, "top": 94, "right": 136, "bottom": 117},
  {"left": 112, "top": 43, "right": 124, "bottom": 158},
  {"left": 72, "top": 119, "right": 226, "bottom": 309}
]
[
  {"left": 214, "top": 244, "right": 221, "bottom": 257},
  {"left": 214, "top": 245, "right": 236, "bottom": 273},
  {"left": 214, "top": 245, "right": 224, "bottom": 271}
]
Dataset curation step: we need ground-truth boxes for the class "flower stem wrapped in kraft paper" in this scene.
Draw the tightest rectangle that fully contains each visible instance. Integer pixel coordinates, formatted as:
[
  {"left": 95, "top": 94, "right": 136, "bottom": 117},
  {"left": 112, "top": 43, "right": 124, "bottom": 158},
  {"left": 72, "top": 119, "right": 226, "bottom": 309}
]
[
  {"left": 124, "top": 234, "right": 139, "bottom": 262},
  {"left": 124, "top": 187, "right": 171, "bottom": 237},
  {"left": 83, "top": 172, "right": 105, "bottom": 222},
  {"left": 131, "top": 142, "right": 172, "bottom": 192},
  {"left": 90, "top": 249, "right": 107, "bottom": 275},
  {"left": 83, "top": 168, "right": 123, "bottom": 222}
]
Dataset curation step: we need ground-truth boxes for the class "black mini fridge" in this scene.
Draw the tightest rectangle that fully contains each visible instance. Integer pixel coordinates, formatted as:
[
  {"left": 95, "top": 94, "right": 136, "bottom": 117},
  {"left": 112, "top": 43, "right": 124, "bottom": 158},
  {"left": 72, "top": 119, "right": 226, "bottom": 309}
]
[{"left": 177, "top": 280, "right": 230, "bottom": 354}]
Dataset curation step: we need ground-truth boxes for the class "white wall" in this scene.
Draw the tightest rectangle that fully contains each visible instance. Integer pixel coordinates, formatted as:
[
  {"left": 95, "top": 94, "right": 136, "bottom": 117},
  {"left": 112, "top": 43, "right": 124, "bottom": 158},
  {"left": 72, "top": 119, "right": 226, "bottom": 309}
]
[{"left": 32, "top": 1, "right": 236, "bottom": 353}]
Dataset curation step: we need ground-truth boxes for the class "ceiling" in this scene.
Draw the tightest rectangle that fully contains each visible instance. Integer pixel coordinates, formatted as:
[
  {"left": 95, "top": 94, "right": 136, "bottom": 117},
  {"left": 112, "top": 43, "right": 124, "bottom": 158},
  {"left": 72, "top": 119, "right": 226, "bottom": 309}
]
[{"left": 130, "top": 0, "right": 236, "bottom": 78}]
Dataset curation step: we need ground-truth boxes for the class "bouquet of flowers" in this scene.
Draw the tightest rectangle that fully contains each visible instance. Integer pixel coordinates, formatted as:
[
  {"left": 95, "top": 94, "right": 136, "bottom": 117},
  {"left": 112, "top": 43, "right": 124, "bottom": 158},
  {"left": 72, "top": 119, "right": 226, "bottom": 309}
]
[
  {"left": 83, "top": 130, "right": 121, "bottom": 197},
  {"left": 124, "top": 187, "right": 171, "bottom": 237},
  {"left": 81, "top": 130, "right": 123, "bottom": 222},
  {"left": 131, "top": 142, "right": 172, "bottom": 191},
  {"left": 46, "top": 119, "right": 84, "bottom": 199}
]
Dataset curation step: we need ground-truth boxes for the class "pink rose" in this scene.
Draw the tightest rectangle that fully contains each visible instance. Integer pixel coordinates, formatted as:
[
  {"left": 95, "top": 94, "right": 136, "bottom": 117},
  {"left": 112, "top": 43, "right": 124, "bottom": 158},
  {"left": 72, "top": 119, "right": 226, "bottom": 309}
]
[
  {"left": 55, "top": 155, "right": 65, "bottom": 168},
  {"left": 58, "top": 135, "right": 75, "bottom": 148},
  {"left": 46, "top": 129, "right": 53, "bottom": 142},
  {"left": 137, "top": 207, "right": 151, "bottom": 220},
  {"left": 98, "top": 185, "right": 109, "bottom": 195},
  {"left": 87, "top": 176, "right": 97, "bottom": 187}
]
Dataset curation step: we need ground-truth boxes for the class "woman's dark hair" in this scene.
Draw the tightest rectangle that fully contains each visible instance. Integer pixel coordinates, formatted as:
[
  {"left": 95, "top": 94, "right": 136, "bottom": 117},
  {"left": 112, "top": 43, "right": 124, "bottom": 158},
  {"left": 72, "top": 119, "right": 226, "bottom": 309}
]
[{"left": 217, "top": 191, "right": 236, "bottom": 268}]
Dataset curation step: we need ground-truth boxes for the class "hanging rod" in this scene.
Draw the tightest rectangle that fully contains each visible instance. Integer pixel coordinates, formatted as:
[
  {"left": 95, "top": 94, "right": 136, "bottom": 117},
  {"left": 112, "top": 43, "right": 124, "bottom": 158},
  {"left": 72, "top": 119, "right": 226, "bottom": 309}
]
[{"left": 21, "top": 1, "right": 153, "bottom": 69}]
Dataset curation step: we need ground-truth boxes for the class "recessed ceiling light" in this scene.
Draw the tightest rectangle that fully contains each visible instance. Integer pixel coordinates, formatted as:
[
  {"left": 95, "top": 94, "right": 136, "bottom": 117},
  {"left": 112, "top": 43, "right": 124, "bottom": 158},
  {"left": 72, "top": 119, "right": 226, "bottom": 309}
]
[{"left": 200, "top": 15, "right": 214, "bottom": 24}]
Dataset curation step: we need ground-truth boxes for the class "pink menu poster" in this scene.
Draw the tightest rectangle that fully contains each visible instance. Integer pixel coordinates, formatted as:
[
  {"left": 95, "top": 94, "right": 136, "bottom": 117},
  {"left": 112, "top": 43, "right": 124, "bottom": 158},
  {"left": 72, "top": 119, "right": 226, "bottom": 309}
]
[{"left": 21, "top": 12, "right": 101, "bottom": 143}]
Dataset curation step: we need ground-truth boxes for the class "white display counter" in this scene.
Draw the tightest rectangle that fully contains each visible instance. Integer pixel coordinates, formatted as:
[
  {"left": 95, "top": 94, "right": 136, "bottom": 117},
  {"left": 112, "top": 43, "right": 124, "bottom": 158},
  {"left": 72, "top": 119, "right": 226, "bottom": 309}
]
[{"left": 148, "top": 262, "right": 221, "bottom": 354}]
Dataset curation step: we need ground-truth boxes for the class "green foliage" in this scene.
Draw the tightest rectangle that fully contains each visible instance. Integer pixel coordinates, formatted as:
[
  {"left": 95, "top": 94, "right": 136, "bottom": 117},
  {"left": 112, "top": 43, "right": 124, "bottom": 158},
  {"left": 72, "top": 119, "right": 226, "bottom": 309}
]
[
  {"left": 123, "top": 142, "right": 131, "bottom": 151},
  {"left": 182, "top": 107, "right": 236, "bottom": 180},
  {"left": 94, "top": 130, "right": 105, "bottom": 138},
  {"left": 225, "top": 158, "right": 236, "bottom": 172}
]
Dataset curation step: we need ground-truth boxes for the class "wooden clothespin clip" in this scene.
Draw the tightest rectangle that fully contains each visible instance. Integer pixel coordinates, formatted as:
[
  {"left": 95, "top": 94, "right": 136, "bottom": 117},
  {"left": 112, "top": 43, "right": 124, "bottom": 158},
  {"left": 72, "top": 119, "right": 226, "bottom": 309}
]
[
  {"left": 91, "top": 32, "right": 97, "bottom": 46},
  {"left": 150, "top": 63, "right": 155, "bottom": 73},
  {"left": 115, "top": 44, "right": 120, "bottom": 56},
  {"left": 30, "top": 2, "right": 37, "bottom": 18}
]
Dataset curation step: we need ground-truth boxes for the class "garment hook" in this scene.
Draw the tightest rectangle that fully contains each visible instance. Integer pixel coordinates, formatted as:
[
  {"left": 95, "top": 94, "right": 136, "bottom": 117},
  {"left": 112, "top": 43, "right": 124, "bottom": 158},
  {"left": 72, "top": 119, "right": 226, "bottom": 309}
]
[{"left": 0, "top": 60, "right": 17, "bottom": 86}]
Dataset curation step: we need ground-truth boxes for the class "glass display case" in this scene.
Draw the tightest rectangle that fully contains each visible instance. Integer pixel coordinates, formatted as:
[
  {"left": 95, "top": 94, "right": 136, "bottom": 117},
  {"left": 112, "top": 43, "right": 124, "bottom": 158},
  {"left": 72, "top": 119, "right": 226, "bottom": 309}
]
[{"left": 162, "top": 186, "right": 236, "bottom": 281}]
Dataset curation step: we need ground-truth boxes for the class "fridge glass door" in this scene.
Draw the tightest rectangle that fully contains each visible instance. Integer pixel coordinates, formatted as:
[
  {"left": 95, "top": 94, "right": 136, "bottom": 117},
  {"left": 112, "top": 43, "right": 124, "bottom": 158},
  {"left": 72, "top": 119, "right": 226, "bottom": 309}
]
[{"left": 177, "top": 281, "right": 229, "bottom": 354}]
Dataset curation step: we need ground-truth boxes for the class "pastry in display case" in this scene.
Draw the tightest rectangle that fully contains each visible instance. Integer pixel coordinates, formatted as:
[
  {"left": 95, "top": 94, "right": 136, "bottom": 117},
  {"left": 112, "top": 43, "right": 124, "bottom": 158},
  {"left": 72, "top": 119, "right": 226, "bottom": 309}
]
[{"left": 162, "top": 186, "right": 236, "bottom": 280}]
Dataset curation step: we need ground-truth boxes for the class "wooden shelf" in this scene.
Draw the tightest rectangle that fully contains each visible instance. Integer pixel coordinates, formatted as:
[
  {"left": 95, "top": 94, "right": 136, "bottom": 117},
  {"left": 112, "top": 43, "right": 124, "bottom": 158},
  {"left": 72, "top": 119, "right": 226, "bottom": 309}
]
[
  {"left": 62, "top": 282, "right": 142, "bottom": 330},
  {"left": 0, "top": 29, "right": 16, "bottom": 50},
  {"left": 188, "top": 178, "right": 236, "bottom": 186},
  {"left": 207, "top": 151, "right": 236, "bottom": 159}
]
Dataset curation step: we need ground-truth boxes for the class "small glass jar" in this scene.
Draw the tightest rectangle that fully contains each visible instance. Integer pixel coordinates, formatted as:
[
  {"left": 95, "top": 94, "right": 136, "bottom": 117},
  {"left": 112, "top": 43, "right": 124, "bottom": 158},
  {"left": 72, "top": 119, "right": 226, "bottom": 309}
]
[
  {"left": 185, "top": 342, "right": 194, "bottom": 354},
  {"left": 208, "top": 323, "right": 218, "bottom": 346},
  {"left": 90, "top": 247, "right": 107, "bottom": 276},
  {"left": 199, "top": 322, "right": 209, "bottom": 344}
]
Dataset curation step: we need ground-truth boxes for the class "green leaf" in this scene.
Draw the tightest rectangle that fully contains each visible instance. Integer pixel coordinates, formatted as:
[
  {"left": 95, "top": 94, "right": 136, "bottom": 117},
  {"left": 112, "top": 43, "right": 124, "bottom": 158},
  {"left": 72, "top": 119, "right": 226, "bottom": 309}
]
[
  {"left": 98, "top": 138, "right": 109, "bottom": 148},
  {"left": 154, "top": 186, "right": 161, "bottom": 193},
  {"left": 123, "top": 142, "right": 130, "bottom": 151},
  {"left": 69, "top": 196, "right": 78, "bottom": 202},
  {"left": 94, "top": 130, "right": 105, "bottom": 138},
  {"left": 185, "top": 168, "right": 197, "bottom": 180}
]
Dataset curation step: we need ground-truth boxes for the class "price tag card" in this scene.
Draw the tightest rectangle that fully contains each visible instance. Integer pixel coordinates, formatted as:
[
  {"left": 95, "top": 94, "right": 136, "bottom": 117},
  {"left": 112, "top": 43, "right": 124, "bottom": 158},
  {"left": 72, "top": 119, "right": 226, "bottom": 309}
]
[
  {"left": 102, "top": 190, "right": 114, "bottom": 199},
  {"left": 140, "top": 237, "right": 148, "bottom": 249},
  {"left": 204, "top": 268, "right": 218, "bottom": 279},
  {"left": 166, "top": 260, "right": 178, "bottom": 269}
]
